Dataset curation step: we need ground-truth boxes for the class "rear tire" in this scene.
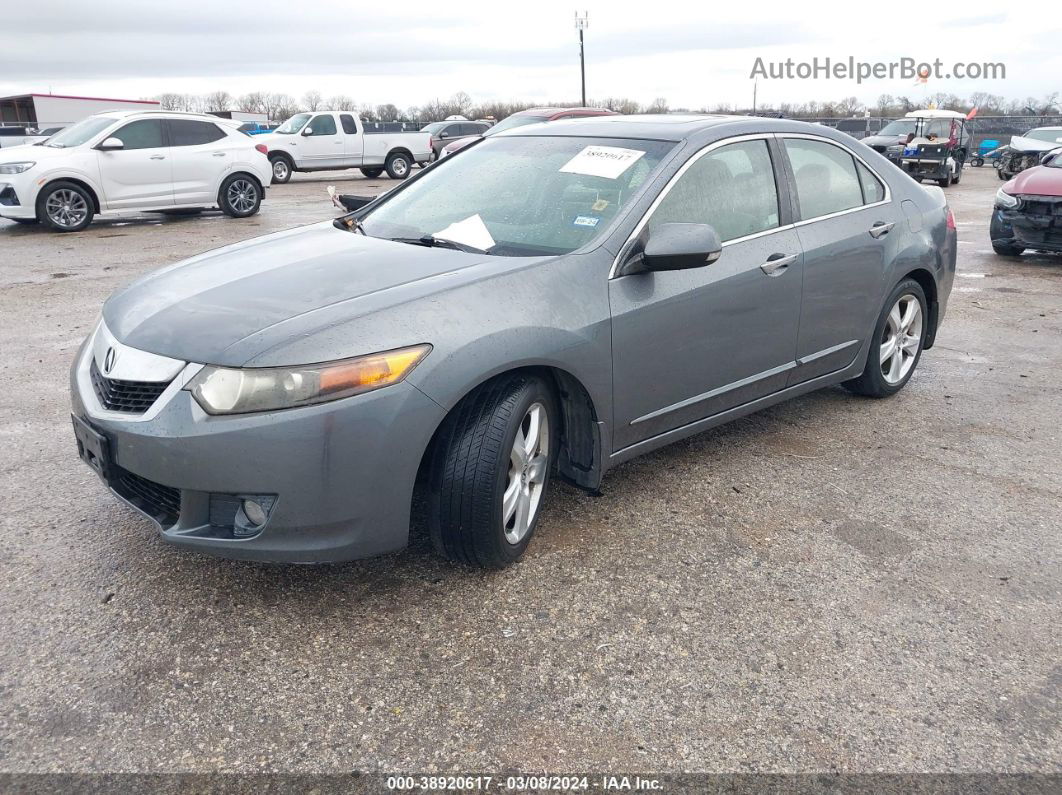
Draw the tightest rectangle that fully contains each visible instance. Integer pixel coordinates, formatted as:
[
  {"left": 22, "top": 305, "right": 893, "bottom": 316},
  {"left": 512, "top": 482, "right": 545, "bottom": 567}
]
[
  {"left": 359, "top": 167, "right": 384, "bottom": 179},
  {"left": 36, "top": 181, "right": 94, "bottom": 232},
  {"left": 218, "top": 174, "right": 262, "bottom": 218},
  {"left": 970, "top": 156, "right": 984, "bottom": 167},
  {"left": 270, "top": 155, "right": 293, "bottom": 184},
  {"left": 428, "top": 373, "right": 558, "bottom": 568},
  {"left": 385, "top": 151, "right": 412, "bottom": 180},
  {"left": 843, "top": 279, "right": 928, "bottom": 398}
]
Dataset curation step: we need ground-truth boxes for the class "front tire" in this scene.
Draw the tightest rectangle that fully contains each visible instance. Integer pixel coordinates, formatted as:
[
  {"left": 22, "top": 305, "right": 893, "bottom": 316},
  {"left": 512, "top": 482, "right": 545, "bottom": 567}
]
[
  {"left": 37, "top": 181, "right": 94, "bottom": 232},
  {"left": 385, "top": 151, "right": 412, "bottom": 180},
  {"left": 428, "top": 373, "right": 558, "bottom": 568},
  {"left": 844, "top": 279, "right": 928, "bottom": 398},
  {"left": 992, "top": 242, "right": 1025, "bottom": 256},
  {"left": 219, "top": 174, "right": 262, "bottom": 218},
  {"left": 359, "top": 167, "right": 384, "bottom": 179},
  {"left": 270, "top": 155, "right": 293, "bottom": 184}
]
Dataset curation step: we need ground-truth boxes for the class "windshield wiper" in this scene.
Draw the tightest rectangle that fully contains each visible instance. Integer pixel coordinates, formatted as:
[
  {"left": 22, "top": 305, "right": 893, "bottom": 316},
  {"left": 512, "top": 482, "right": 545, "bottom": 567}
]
[{"left": 390, "top": 235, "right": 489, "bottom": 255}]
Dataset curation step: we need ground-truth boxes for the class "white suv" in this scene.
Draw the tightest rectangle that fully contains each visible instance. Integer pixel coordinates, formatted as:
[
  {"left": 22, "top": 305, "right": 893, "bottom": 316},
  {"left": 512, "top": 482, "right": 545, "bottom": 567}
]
[{"left": 0, "top": 111, "right": 273, "bottom": 232}]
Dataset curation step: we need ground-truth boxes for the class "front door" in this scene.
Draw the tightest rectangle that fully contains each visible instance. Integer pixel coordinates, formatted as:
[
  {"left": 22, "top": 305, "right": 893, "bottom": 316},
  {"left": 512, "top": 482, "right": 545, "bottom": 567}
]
[
  {"left": 609, "top": 137, "right": 804, "bottom": 451},
  {"left": 299, "top": 114, "right": 344, "bottom": 167},
  {"left": 96, "top": 119, "right": 174, "bottom": 209}
]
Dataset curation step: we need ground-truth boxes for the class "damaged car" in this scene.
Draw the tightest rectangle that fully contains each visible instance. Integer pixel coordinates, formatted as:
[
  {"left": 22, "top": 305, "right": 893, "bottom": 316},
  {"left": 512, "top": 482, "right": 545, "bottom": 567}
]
[{"left": 991, "top": 148, "right": 1062, "bottom": 256}]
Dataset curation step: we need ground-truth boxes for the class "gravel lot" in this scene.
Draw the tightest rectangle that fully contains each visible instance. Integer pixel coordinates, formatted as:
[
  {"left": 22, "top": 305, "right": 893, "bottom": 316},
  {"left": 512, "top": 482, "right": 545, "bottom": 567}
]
[{"left": 0, "top": 165, "right": 1059, "bottom": 774}]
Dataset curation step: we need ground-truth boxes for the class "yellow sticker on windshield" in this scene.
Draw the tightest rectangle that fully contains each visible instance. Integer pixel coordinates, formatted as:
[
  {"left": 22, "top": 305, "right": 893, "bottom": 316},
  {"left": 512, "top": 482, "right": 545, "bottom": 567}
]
[{"left": 592, "top": 198, "right": 610, "bottom": 212}]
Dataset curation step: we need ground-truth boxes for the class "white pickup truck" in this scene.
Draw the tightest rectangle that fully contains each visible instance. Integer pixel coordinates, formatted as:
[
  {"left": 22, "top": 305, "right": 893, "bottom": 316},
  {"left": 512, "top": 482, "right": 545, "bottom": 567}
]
[{"left": 258, "top": 111, "right": 431, "bottom": 183}]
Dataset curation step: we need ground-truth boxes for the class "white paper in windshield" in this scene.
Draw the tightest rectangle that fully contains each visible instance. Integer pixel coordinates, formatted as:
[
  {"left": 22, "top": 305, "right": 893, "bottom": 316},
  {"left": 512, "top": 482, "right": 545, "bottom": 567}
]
[
  {"left": 434, "top": 214, "right": 496, "bottom": 251},
  {"left": 559, "top": 146, "right": 646, "bottom": 179}
]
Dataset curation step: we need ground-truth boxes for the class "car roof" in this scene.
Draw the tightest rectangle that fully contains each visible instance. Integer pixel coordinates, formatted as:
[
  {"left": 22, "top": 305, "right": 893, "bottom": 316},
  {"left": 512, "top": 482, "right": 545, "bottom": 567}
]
[
  {"left": 511, "top": 107, "right": 616, "bottom": 120},
  {"left": 496, "top": 113, "right": 845, "bottom": 143},
  {"left": 904, "top": 109, "right": 966, "bottom": 119},
  {"left": 93, "top": 109, "right": 230, "bottom": 123}
]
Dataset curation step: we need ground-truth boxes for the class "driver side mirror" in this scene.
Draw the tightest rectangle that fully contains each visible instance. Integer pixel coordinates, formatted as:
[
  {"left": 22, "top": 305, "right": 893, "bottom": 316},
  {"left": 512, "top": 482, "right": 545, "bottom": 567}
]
[
  {"left": 97, "top": 137, "right": 124, "bottom": 151},
  {"left": 302, "top": 127, "right": 314, "bottom": 136},
  {"left": 1041, "top": 151, "right": 1059, "bottom": 166},
  {"left": 624, "top": 223, "right": 722, "bottom": 275}
]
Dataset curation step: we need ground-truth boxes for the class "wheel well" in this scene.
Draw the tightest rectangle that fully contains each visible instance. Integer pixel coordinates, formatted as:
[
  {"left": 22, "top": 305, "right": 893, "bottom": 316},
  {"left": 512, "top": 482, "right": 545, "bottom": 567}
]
[
  {"left": 268, "top": 151, "right": 293, "bottom": 165},
  {"left": 902, "top": 268, "right": 939, "bottom": 349},
  {"left": 38, "top": 178, "right": 101, "bottom": 214},
  {"left": 218, "top": 171, "right": 264, "bottom": 203},
  {"left": 387, "top": 147, "right": 413, "bottom": 162},
  {"left": 416, "top": 365, "right": 604, "bottom": 494}
]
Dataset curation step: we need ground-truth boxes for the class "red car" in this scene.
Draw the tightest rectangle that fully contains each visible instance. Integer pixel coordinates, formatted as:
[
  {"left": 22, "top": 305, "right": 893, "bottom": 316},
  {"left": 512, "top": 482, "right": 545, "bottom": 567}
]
[
  {"left": 991, "top": 148, "right": 1062, "bottom": 256},
  {"left": 439, "top": 107, "right": 617, "bottom": 157}
]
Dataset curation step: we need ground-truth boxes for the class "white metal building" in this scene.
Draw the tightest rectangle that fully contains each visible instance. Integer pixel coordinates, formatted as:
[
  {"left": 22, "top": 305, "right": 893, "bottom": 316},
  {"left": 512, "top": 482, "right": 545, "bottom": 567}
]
[{"left": 0, "top": 93, "right": 160, "bottom": 128}]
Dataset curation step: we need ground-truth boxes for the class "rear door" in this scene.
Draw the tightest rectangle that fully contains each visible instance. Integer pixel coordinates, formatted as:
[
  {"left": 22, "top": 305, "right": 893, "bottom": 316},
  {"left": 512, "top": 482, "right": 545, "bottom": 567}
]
[
  {"left": 166, "top": 119, "right": 230, "bottom": 205},
  {"left": 96, "top": 119, "right": 173, "bottom": 209},
  {"left": 339, "top": 113, "right": 363, "bottom": 165},
  {"left": 779, "top": 135, "right": 900, "bottom": 383},
  {"left": 609, "top": 136, "right": 804, "bottom": 450}
]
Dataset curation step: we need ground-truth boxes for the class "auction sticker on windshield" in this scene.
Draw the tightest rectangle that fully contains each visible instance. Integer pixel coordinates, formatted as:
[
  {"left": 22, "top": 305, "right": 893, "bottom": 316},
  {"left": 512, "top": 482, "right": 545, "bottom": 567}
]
[{"left": 560, "top": 146, "right": 646, "bottom": 179}]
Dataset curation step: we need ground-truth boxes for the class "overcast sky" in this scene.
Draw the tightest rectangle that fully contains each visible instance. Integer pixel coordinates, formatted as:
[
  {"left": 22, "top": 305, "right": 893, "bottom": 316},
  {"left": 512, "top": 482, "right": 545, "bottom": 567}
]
[{"left": 2, "top": 0, "right": 1059, "bottom": 111}]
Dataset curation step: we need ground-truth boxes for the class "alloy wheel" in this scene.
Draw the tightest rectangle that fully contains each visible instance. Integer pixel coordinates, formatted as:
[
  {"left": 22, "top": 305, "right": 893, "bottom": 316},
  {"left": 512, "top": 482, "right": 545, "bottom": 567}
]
[
  {"left": 227, "top": 179, "right": 258, "bottom": 213},
  {"left": 45, "top": 189, "right": 88, "bottom": 229},
  {"left": 880, "top": 294, "right": 923, "bottom": 385},
  {"left": 272, "top": 160, "right": 289, "bottom": 181},
  {"left": 502, "top": 402, "right": 549, "bottom": 545}
]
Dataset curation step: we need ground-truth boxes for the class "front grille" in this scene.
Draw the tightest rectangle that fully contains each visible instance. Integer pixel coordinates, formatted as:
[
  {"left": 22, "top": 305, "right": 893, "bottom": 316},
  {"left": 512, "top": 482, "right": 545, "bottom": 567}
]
[
  {"left": 1021, "top": 200, "right": 1062, "bottom": 218},
  {"left": 90, "top": 359, "right": 170, "bottom": 414},
  {"left": 0, "top": 186, "right": 18, "bottom": 207},
  {"left": 114, "top": 466, "right": 181, "bottom": 527}
]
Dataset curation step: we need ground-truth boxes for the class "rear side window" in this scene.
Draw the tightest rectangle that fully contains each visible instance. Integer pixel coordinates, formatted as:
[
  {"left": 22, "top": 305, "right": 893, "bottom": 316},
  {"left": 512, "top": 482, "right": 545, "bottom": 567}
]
[
  {"left": 306, "top": 115, "right": 337, "bottom": 136},
  {"left": 340, "top": 114, "right": 357, "bottom": 134},
  {"left": 169, "top": 120, "right": 227, "bottom": 146},
  {"left": 784, "top": 138, "right": 865, "bottom": 220},
  {"left": 856, "top": 161, "right": 886, "bottom": 203},
  {"left": 111, "top": 120, "right": 165, "bottom": 150},
  {"left": 648, "top": 139, "right": 780, "bottom": 242}
]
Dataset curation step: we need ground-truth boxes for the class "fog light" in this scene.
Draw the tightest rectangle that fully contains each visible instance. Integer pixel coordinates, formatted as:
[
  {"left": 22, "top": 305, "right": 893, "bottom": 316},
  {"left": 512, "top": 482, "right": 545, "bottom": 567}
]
[{"left": 242, "top": 499, "right": 267, "bottom": 527}]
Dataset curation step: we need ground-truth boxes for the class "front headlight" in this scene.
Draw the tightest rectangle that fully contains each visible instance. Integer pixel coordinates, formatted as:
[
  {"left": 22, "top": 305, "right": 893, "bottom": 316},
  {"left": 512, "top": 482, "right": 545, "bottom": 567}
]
[
  {"left": 187, "top": 344, "right": 431, "bottom": 415},
  {"left": 995, "top": 187, "right": 1020, "bottom": 209},
  {"left": 0, "top": 161, "right": 35, "bottom": 175}
]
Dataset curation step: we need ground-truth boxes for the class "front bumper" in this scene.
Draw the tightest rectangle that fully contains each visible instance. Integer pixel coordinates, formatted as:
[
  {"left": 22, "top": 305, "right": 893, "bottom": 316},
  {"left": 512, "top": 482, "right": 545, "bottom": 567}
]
[
  {"left": 70, "top": 333, "right": 445, "bottom": 563},
  {"left": 0, "top": 180, "right": 35, "bottom": 219},
  {"left": 995, "top": 197, "right": 1062, "bottom": 253}
]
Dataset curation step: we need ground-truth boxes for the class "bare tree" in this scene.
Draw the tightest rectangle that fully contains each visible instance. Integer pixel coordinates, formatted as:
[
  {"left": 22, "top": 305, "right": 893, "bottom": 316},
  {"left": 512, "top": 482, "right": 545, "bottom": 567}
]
[
  {"left": 329, "top": 95, "right": 357, "bottom": 111},
  {"left": 644, "top": 97, "right": 669, "bottom": 114},
  {"left": 155, "top": 93, "right": 185, "bottom": 111},
  {"left": 204, "top": 91, "right": 233, "bottom": 112},
  {"left": 375, "top": 103, "right": 400, "bottom": 122},
  {"left": 237, "top": 92, "right": 267, "bottom": 114},
  {"left": 302, "top": 90, "right": 323, "bottom": 111}
]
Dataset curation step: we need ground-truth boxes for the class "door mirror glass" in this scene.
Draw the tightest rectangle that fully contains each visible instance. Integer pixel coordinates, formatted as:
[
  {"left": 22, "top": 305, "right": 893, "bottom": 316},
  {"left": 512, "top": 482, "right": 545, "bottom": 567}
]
[
  {"left": 1041, "top": 150, "right": 1059, "bottom": 166},
  {"left": 97, "top": 137, "right": 124, "bottom": 151},
  {"left": 641, "top": 223, "right": 722, "bottom": 272},
  {"left": 440, "top": 131, "right": 450, "bottom": 138},
  {"left": 302, "top": 127, "right": 314, "bottom": 136}
]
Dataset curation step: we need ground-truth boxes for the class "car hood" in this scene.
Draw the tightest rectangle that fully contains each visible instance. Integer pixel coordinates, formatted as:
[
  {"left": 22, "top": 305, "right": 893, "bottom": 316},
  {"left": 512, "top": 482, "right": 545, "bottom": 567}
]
[
  {"left": 861, "top": 134, "right": 906, "bottom": 148},
  {"left": 1009, "top": 134, "right": 1062, "bottom": 154},
  {"left": 0, "top": 143, "right": 70, "bottom": 163},
  {"left": 104, "top": 221, "right": 538, "bottom": 367},
  {"left": 1006, "top": 165, "right": 1062, "bottom": 198}
]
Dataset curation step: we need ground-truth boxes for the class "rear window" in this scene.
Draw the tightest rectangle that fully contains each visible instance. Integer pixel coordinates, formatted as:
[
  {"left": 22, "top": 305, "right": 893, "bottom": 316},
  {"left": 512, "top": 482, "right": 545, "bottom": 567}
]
[{"left": 169, "top": 120, "right": 227, "bottom": 146}]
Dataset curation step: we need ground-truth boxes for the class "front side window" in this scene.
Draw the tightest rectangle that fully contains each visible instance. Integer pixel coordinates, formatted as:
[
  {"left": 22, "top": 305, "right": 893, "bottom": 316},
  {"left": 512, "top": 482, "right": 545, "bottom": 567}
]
[
  {"left": 784, "top": 138, "right": 864, "bottom": 220},
  {"left": 168, "top": 120, "right": 226, "bottom": 146},
  {"left": 306, "top": 114, "right": 337, "bottom": 136},
  {"left": 647, "top": 139, "right": 780, "bottom": 242},
  {"left": 111, "top": 120, "right": 165, "bottom": 150},
  {"left": 360, "top": 136, "right": 673, "bottom": 257}
]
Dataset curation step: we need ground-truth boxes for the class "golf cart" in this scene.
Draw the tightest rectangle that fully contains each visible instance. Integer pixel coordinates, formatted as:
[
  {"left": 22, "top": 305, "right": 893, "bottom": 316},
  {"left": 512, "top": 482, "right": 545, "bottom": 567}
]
[{"left": 890, "top": 109, "right": 970, "bottom": 187}]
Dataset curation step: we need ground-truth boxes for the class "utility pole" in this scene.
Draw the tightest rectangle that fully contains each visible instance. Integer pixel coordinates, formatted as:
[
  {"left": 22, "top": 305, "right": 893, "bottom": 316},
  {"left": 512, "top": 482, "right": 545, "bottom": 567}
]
[
  {"left": 752, "top": 78, "right": 757, "bottom": 115},
  {"left": 575, "top": 11, "right": 588, "bottom": 106}
]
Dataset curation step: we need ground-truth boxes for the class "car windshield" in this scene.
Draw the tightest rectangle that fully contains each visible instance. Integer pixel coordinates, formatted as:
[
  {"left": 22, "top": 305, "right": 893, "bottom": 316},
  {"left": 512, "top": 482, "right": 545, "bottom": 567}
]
[
  {"left": 421, "top": 122, "right": 447, "bottom": 135},
  {"left": 878, "top": 120, "right": 918, "bottom": 137},
  {"left": 1026, "top": 129, "right": 1062, "bottom": 143},
  {"left": 42, "top": 116, "right": 115, "bottom": 148},
  {"left": 486, "top": 115, "right": 549, "bottom": 135},
  {"left": 275, "top": 113, "right": 312, "bottom": 134},
  {"left": 359, "top": 136, "right": 674, "bottom": 257}
]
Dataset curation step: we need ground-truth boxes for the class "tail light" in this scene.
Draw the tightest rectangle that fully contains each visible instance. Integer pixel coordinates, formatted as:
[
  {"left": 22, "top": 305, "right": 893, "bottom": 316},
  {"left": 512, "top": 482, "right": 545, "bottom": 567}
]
[
  {"left": 255, "top": 144, "right": 268, "bottom": 155},
  {"left": 946, "top": 208, "right": 956, "bottom": 230}
]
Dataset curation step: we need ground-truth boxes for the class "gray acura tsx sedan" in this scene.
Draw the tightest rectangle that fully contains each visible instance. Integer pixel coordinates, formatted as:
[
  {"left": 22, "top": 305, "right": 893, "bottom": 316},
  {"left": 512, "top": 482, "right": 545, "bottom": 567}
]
[{"left": 71, "top": 115, "right": 956, "bottom": 568}]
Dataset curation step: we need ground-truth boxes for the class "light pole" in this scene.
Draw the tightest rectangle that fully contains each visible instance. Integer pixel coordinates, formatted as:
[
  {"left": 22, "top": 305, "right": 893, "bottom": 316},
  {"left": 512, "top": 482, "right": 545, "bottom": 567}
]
[{"left": 575, "top": 11, "right": 588, "bottom": 106}]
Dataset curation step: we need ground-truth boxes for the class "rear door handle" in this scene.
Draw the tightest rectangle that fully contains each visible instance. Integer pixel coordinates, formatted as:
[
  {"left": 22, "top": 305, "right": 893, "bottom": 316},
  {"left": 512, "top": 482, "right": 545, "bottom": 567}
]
[
  {"left": 760, "top": 253, "right": 798, "bottom": 276},
  {"left": 869, "top": 221, "right": 895, "bottom": 239}
]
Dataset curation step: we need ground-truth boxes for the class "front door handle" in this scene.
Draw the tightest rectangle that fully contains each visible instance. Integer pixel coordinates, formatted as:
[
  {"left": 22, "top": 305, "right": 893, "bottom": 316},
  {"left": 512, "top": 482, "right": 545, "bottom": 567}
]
[
  {"left": 760, "top": 253, "right": 798, "bottom": 276},
  {"left": 212, "top": 152, "right": 226, "bottom": 157},
  {"left": 869, "top": 221, "right": 895, "bottom": 239},
  {"left": 149, "top": 154, "right": 165, "bottom": 160}
]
